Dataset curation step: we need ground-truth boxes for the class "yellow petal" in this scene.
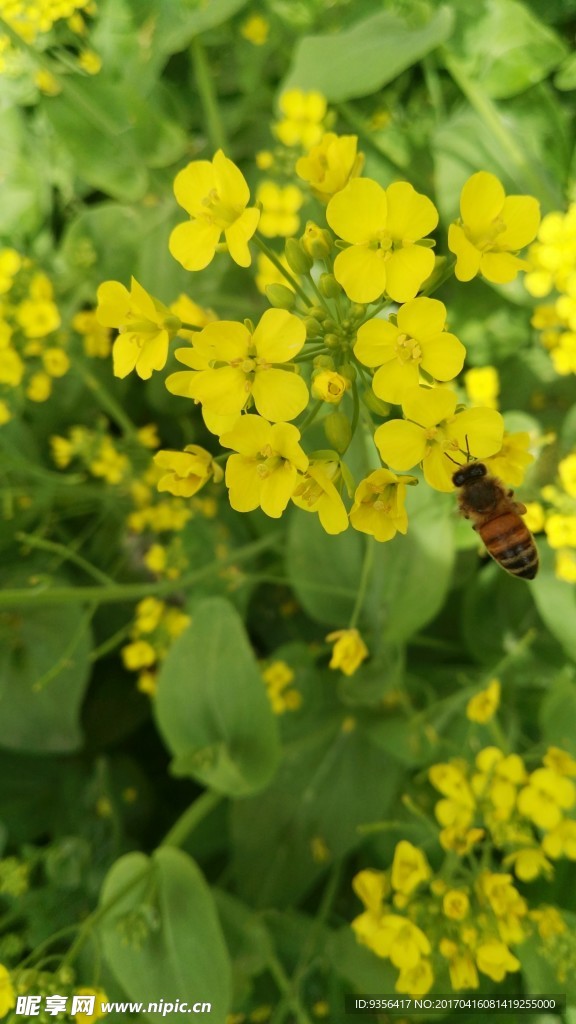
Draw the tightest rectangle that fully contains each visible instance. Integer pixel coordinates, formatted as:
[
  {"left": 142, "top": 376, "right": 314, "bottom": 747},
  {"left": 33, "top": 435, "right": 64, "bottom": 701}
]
[
  {"left": 448, "top": 224, "right": 482, "bottom": 282},
  {"left": 334, "top": 246, "right": 387, "bottom": 304},
  {"left": 203, "top": 408, "right": 239, "bottom": 436},
  {"left": 96, "top": 280, "right": 130, "bottom": 327},
  {"left": 225, "top": 454, "right": 262, "bottom": 511},
  {"left": 252, "top": 368, "right": 309, "bottom": 421},
  {"left": 213, "top": 149, "right": 250, "bottom": 207},
  {"left": 253, "top": 308, "right": 306, "bottom": 362},
  {"left": 422, "top": 443, "right": 455, "bottom": 492},
  {"left": 385, "top": 245, "right": 435, "bottom": 303},
  {"left": 169, "top": 220, "right": 221, "bottom": 271},
  {"left": 373, "top": 359, "right": 419, "bottom": 404},
  {"left": 397, "top": 297, "right": 446, "bottom": 341},
  {"left": 200, "top": 321, "right": 250, "bottom": 362},
  {"left": 189, "top": 366, "right": 249, "bottom": 416},
  {"left": 225, "top": 207, "right": 260, "bottom": 267},
  {"left": 385, "top": 182, "right": 438, "bottom": 241},
  {"left": 460, "top": 172, "right": 505, "bottom": 235},
  {"left": 480, "top": 251, "right": 526, "bottom": 284},
  {"left": 374, "top": 419, "right": 427, "bottom": 470},
  {"left": 498, "top": 195, "right": 540, "bottom": 250},
  {"left": 402, "top": 386, "right": 457, "bottom": 428},
  {"left": 446, "top": 408, "right": 504, "bottom": 460},
  {"left": 112, "top": 334, "right": 139, "bottom": 378},
  {"left": 354, "top": 318, "right": 399, "bottom": 367},
  {"left": 261, "top": 463, "right": 298, "bottom": 517},
  {"left": 173, "top": 160, "right": 216, "bottom": 215},
  {"left": 269, "top": 422, "right": 308, "bottom": 471},
  {"left": 419, "top": 333, "right": 466, "bottom": 381},
  {"left": 165, "top": 369, "right": 196, "bottom": 398},
  {"left": 135, "top": 332, "right": 169, "bottom": 379},
  {"left": 220, "top": 413, "right": 271, "bottom": 455},
  {"left": 326, "top": 178, "right": 387, "bottom": 243}
]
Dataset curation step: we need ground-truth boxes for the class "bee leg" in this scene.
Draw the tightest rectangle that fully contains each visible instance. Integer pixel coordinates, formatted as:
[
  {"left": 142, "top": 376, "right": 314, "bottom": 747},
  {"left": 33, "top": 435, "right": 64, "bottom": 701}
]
[{"left": 512, "top": 500, "right": 527, "bottom": 515}]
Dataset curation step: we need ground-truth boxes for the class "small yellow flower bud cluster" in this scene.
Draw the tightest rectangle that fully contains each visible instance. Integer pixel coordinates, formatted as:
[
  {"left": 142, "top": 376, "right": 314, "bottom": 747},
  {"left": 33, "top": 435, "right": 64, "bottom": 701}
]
[
  {"left": 261, "top": 660, "right": 302, "bottom": 714},
  {"left": 0, "top": 253, "right": 71, "bottom": 421},
  {"left": 121, "top": 596, "right": 191, "bottom": 696},
  {"left": 0, "top": 0, "right": 100, "bottom": 89},
  {"left": 526, "top": 204, "right": 576, "bottom": 376}
]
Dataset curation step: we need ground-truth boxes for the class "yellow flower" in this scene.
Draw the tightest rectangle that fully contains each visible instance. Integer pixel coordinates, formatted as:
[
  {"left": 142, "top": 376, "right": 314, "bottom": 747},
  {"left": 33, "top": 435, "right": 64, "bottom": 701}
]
[
  {"left": 541, "top": 818, "right": 576, "bottom": 859},
  {"left": 254, "top": 253, "right": 294, "bottom": 296},
  {"left": 442, "top": 890, "right": 469, "bottom": 921},
  {"left": 466, "top": 678, "right": 500, "bottom": 724},
  {"left": 0, "top": 964, "right": 15, "bottom": 1018},
  {"left": 78, "top": 49, "right": 102, "bottom": 74},
  {"left": 97, "top": 277, "right": 179, "bottom": 379},
  {"left": 0, "top": 248, "right": 21, "bottom": 293},
  {"left": 256, "top": 182, "right": 303, "bottom": 238},
  {"left": 464, "top": 366, "right": 499, "bottom": 409},
  {"left": 42, "top": 347, "right": 70, "bottom": 377},
  {"left": 326, "top": 628, "right": 368, "bottom": 677},
  {"left": 349, "top": 469, "right": 412, "bottom": 542},
  {"left": 530, "top": 906, "right": 566, "bottom": 940},
  {"left": 390, "top": 840, "right": 431, "bottom": 895},
  {"left": 555, "top": 549, "right": 576, "bottom": 582},
  {"left": 543, "top": 747, "right": 576, "bottom": 777},
  {"left": 525, "top": 204, "right": 576, "bottom": 297},
  {"left": 327, "top": 178, "right": 438, "bottom": 304},
  {"left": 523, "top": 501, "right": 545, "bottom": 533},
  {"left": 164, "top": 608, "right": 191, "bottom": 639},
  {"left": 311, "top": 369, "right": 349, "bottom": 404},
  {"left": 0, "top": 346, "right": 24, "bottom": 386},
  {"left": 378, "top": 916, "right": 431, "bottom": 969},
  {"left": 134, "top": 597, "right": 165, "bottom": 634},
  {"left": 295, "top": 133, "right": 364, "bottom": 200},
  {"left": 292, "top": 460, "right": 349, "bottom": 535},
  {"left": 26, "top": 371, "right": 52, "bottom": 402},
  {"left": 503, "top": 847, "right": 553, "bottom": 882},
  {"left": 35, "top": 68, "right": 62, "bottom": 94},
  {"left": 354, "top": 298, "right": 465, "bottom": 404},
  {"left": 73, "top": 988, "right": 108, "bottom": 1022},
  {"left": 472, "top": 747, "right": 526, "bottom": 820},
  {"left": 353, "top": 869, "right": 389, "bottom": 913},
  {"left": 0, "top": 400, "right": 11, "bottom": 425},
  {"left": 169, "top": 150, "right": 260, "bottom": 270},
  {"left": 429, "top": 762, "right": 476, "bottom": 837},
  {"left": 16, "top": 296, "right": 60, "bottom": 337},
  {"left": 240, "top": 13, "right": 269, "bottom": 44},
  {"left": 545, "top": 513, "right": 576, "bottom": 548},
  {"left": 484, "top": 431, "right": 534, "bottom": 486},
  {"left": 517, "top": 768, "right": 576, "bottom": 830},
  {"left": 475, "top": 940, "right": 520, "bottom": 982},
  {"left": 262, "top": 661, "right": 301, "bottom": 714},
  {"left": 170, "top": 294, "right": 217, "bottom": 340},
  {"left": 447, "top": 952, "right": 479, "bottom": 991},
  {"left": 73, "top": 309, "right": 112, "bottom": 358},
  {"left": 137, "top": 670, "right": 157, "bottom": 697},
  {"left": 166, "top": 309, "right": 308, "bottom": 422},
  {"left": 153, "top": 445, "right": 223, "bottom": 498},
  {"left": 395, "top": 958, "right": 434, "bottom": 996},
  {"left": 559, "top": 452, "right": 576, "bottom": 497},
  {"left": 275, "top": 90, "right": 327, "bottom": 149},
  {"left": 90, "top": 438, "right": 128, "bottom": 484},
  {"left": 221, "top": 415, "right": 308, "bottom": 518},
  {"left": 448, "top": 172, "right": 540, "bottom": 284},
  {"left": 374, "top": 387, "right": 504, "bottom": 492},
  {"left": 122, "top": 640, "right": 156, "bottom": 671}
]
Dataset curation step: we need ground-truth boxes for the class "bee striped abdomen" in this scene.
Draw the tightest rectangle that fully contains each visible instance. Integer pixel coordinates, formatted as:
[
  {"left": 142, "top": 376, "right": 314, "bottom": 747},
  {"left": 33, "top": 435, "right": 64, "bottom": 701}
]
[{"left": 478, "top": 512, "right": 539, "bottom": 580}]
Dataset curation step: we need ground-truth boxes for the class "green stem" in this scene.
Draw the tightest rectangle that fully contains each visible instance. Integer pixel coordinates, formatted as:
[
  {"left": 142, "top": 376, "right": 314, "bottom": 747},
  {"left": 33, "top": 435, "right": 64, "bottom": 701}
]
[
  {"left": 349, "top": 535, "right": 374, "bottom": 630},
  {"left": 422, "top": 55, "right": 446, "bottom": 123},
  {"left": 77, "top": 366, "right": 137, "bottom": 437},
  {"left": 443, "top": 53, "right": 559, "bottom": 208},
  {"left": 89, "top": 622, "right": 133, "bottom": 663},
  {"left": 161, "top": 789, "right": 223, "bottom": 848},
  {"left": 293, "top": 861, "right": 342, "bottom": 986},
  {"left": 0, "top": 534, "right": 278, "bottom": 608},
  {"left": 349, "top": 381, "right": 360, "bottom": 443},
  {"left": 268, "top": 952, "right": 313, "bottom": 1024},
  {"left": 190, "top": 36, "right": 227, "bottom": 152},
  {"left": 16, "top": 531, "right": 114, "bottom": 585},
  {"left": 298, "top": 399, "right": 323, "bottom": 434},
  {"left": 253, "top": 235, "right": 312, "bottom": 307}
]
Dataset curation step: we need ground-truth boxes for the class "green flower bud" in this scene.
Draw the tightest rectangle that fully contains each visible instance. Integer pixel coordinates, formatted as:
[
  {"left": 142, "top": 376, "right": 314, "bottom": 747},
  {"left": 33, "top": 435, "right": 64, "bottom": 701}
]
[
  {"left": 284, "top": 237, "right": 313, "bottom": 275},
  {"left": 322, "top": 318, "right": 337, "bottom": 333},
  {"left": 265, "top": 283, "right": 296, "bottom": 310},
  {"left": 313, "top": 355, "right": 335, "bottom": 369},
  {"left": 319, "top": 273, "right": 342, "bottom": 298},
  {"left": 362, "top": 388, "right": 390, "bottom": 417},
  {"left": 308, "top": 305, "right": 327, "bottom": 321},
  {"left": 350, "top": 303, "right": 366, "bottom": 319},
  {"left": 304, "top": 317, "right": 323, "bottom": 339},
  {"left": 324, "top": 411, "right": 352, "bottom": 454},
  {"left": 325, "top": 333, "right": 341, "bottom": 349},
  {"left": 302, "top": 222, "right": 333, "bottom": 259},
  {"left": 339, "top": 362, "right": 356, "bottom": 383}
]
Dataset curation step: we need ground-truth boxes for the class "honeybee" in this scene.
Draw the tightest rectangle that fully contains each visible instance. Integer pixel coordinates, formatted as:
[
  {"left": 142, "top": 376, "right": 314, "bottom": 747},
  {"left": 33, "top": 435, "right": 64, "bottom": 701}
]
[{"left": 452, "top": 461, "right": 539, "bottom": 580}]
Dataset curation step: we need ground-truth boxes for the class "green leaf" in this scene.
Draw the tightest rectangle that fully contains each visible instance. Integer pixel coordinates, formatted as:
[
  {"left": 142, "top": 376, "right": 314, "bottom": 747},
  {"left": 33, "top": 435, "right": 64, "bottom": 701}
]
[
  {"left": 531, "top": 545, "right": 576, "bottom": 663},
  {"left": 287, "top": 485, "right": 454, "bottom": 644},
  {"left": 461, "top": 562, "right": 539, "bottom": 665},
  {"left": 0, "top": 603, "right": 92, "bottom": 753},
  {"left": 131, "top": 0, "right": 251, "bottom": 56},
  {"left": 448, "top": 0, "right": 567, "bottom": 99},
  {"left": 231, "top": 719, "right": 403, "bottom": 907},
  {"left": 98, "top": 847, "right": 231, "bottom": 1022},
  {"left": 555, "top": 52, "right": 576, "bottom": 90},
  {"left": 281, "top": 7, "right": 454, "bottom": 101},
  {"left": 540, "top": 669, "right": 576, "bottom": 756},
  {"left": 154, "top": 598, "right": 280, "bottom": 796}
]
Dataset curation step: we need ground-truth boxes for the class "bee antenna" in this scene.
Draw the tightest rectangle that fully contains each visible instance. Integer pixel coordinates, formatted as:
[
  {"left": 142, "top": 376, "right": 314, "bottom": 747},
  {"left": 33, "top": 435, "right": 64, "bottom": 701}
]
[
  {"left": 445, "top": 453, "right": 462, "bottom": 468},
  {"left": 465, "top": 434, "right": 473, "bottom": 463}
]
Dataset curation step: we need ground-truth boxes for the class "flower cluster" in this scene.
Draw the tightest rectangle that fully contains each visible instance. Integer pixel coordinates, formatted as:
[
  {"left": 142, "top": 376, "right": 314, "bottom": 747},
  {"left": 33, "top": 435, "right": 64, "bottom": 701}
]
[
  {"left": 261, "top": 660, "right": 302, "bottom": 714},
  {"left": 0, "top": 0, "right": 101, "bottom": 89},
  {"left": 526, "top": 204, "right": 576, "bottom": 375},
  {"left": 121, "top": 597, "right": 190, "bottom": 696},
  {"left": 352, "top": 739, "right": 576, "bottom": 996},
  {"left": 0, "top": 251, "right": 70, "bottom": 423},
  {"left": 96, "top": 133, "right": 541, "bottom": 546}
]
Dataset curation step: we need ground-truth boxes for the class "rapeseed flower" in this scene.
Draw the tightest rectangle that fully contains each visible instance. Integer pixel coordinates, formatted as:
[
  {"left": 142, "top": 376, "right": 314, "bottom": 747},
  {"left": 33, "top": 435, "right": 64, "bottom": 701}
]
[
  {"left": 559, "top": 453, "right": 576, "bottom": 497},
  {"left": 354, "top": 298, "right": 465, "bottom": 403},
  {"left": 464, "top": 366, "right": 499, "bottom": 409},
  {"left": 517, "top": 768, "right": 575, "bottom": 830},
  {"left": 296, "top": 132, "right": 364, "bottom": 200},
  {"left": 326, "top": 178, "right": 438, "bottom": 304},
  {"left": 326, "top": 628, "right": 368, "bottom": 676},
  {"left": 0, "top": 964, "right": 15, "bottom": 1018},
  {"left": 166, "top": 309, "right": 308, "bottom": 422},
  {"left": 169, "top": 150, "right": 260, "bottom": 271},
  {"left": 274, "top": 90, "right": 326, "bottom": 149},
  {"left": 466, "top": 679, "right": 500, "bottom": 724},
  {"left": 390, "top": 841, "right": 431, "bottom": 896},
  {"left": 350, "top": 469, "right": 411, "bottom": 542},
  {"left": 484, "top": 431, "right": 534, "bottom": 486},
  {"left": 97, "top": 277, "right": 179, "bottom": 379},
  {"left": 311, "top": 369, "right": 349, "bottom": 404},
  {"left": 291, "top": 461, "right": 349, "bottom": 535},
  {"left": 153, "top": 446, "right": 223, "bottom": 497},
  {"left": 240, "top": 14, "right": 269, "bottom": 45},
  {"left": 475, "top": 940, "right": 520, "bottom": 983},
  {"left": 374, "top": 387, "right": 504, "bottom": 492},
  {"left": 256, "top": 182, "right": 303, "bottom": 238},
  {"left": 220, "top": 415, "right": 308, "bottom": 518}
]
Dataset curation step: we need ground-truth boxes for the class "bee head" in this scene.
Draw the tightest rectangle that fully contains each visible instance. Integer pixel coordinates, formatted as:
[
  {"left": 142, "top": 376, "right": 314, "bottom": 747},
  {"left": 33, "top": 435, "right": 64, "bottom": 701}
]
[{"left": 452, "top": 462, "right": 487, "bottom": 487}]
